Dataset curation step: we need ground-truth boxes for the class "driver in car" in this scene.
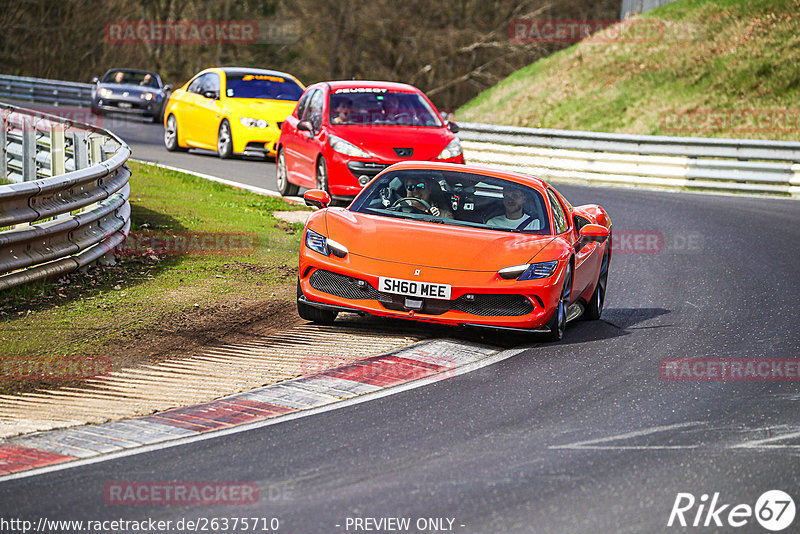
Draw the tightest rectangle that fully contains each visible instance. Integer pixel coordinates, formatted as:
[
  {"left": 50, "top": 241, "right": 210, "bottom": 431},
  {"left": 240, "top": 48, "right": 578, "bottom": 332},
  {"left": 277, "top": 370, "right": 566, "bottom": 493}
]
[
  {"left": 487, "top": 185, "right": 542, "bottom": 230},
  {"left": 403, "top": 176, "right": 454, "bottom": 219}
]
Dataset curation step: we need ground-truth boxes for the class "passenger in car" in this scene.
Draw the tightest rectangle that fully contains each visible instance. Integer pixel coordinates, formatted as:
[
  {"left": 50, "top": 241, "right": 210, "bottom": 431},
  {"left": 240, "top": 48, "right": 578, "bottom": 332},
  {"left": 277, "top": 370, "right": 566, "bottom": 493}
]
[{"left": 486, "top": 185, "right": 542, "bottom": 230}]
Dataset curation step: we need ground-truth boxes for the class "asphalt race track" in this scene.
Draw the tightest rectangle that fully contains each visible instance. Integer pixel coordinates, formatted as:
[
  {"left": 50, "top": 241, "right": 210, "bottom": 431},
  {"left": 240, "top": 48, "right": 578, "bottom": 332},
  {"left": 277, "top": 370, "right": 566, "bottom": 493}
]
[{"left": 2, "top": 115, "right": 800, "bottom": 532}]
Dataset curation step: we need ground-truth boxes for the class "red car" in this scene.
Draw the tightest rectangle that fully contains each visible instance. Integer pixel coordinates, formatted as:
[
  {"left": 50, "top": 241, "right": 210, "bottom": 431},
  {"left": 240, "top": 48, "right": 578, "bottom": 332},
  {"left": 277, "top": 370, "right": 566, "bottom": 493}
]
[
  {"left": 297, "top": 162, "right": 612, "bottom": 341},
  {"left": 276, "top": 81, "right": 464, "bottom": 201}
]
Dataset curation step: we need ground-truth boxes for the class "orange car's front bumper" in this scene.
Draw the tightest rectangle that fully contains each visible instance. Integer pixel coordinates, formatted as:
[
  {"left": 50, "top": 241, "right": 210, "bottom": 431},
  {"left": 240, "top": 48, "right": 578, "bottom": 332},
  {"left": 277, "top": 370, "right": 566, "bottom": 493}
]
[{"left": 298, "top": 249, "right": 567, "bottom": 331}]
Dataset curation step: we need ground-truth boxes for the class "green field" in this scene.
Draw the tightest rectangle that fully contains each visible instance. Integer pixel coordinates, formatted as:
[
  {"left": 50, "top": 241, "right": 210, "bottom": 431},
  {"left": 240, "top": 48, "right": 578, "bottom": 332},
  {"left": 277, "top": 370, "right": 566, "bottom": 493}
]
[
  {"left": 458, "top": 0, "right": 800, "bottom": 140},
  {"left": 0, "top": 161, "right": 310, "bottom": 394}
]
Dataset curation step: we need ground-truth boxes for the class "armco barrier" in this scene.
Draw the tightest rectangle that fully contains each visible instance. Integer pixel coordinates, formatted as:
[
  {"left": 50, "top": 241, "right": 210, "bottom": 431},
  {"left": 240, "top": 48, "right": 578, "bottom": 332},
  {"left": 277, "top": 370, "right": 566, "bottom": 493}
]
[
  {"left": 458, "top": 122, "right": 800, "bottom": 197},
  {"left": 0, "top": 74, "right": 93, "bottom": 107},
  {"left": 0, "top": 103, "right": 131, "bottom": 291}
]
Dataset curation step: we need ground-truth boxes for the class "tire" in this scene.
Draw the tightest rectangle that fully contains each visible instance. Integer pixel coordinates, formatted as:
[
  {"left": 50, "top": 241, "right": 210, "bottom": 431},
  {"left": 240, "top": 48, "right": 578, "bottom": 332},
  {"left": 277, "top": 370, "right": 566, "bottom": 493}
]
[
  {"left": 297, "top": 280, "right": 338, "bottom": 324},
  {"left": 164, "top": 115, "right": 186, "bottom": 152},
  {"left": 276, "top": 148, "right": 299, "bottom": 196},
  {"left": 316, "top": 156, "right": 329, "bottom": 193},
  {"left": 217, "top": 119, "right": 233, "bottom": 159},
  {"left": 544, "top": 263, "right": 572, "bottom": 342},
  {"left": 583, "top": 251, "right": 609, "bottom": 321}
]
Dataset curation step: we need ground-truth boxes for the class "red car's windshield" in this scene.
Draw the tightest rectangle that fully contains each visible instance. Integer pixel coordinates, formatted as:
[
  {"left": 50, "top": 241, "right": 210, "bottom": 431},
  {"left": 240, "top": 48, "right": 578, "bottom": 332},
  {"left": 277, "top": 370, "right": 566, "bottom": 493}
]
[{"left": 329, "top": 90, "right": 442, "bottom": 127}]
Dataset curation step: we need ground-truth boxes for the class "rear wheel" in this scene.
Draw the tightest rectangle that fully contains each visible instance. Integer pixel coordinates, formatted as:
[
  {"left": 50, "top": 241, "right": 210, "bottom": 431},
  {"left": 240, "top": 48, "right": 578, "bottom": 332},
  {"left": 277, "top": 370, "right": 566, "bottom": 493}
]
[
  {"left": 276, "top": 148, "right": 299, "bottom": 196},
  {"left": 217, "top": 119, "right": 233, "bottom": 159},
  {"left": 544, "top": 263, "right": 572, "bottom": 342},
  {"left": 583, "top": 251, "right": 609, "bottom": 321},
  {"left": 297, "top": 280, "right": 338, "bottom": 324},
  {"left": 316, "top": 156, "right": 329, "bottom": 193}
]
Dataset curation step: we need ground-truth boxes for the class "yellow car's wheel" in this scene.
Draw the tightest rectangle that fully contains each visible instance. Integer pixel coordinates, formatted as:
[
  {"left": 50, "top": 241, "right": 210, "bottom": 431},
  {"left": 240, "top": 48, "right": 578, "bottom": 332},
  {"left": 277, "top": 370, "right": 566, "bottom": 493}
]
[
  {"left": 164, "top": 115, "right": 187, "bottom": 152},
  {"left": 217, "top": 119, "right": 233, "bottom": 159}
]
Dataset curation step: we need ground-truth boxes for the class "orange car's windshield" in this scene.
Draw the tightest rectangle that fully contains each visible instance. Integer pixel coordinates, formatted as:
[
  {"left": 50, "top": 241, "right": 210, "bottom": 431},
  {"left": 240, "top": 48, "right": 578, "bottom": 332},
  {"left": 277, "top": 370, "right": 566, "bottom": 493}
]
[{"left": 350, "top": 170, "right": 551, "bottom": 235}]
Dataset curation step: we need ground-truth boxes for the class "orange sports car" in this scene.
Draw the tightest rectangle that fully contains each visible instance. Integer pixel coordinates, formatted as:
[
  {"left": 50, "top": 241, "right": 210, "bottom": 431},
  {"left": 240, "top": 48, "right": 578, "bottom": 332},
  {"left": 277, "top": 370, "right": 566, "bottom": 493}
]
[{"left": 297, "top": 162, "right": 612, "bottom": 340}]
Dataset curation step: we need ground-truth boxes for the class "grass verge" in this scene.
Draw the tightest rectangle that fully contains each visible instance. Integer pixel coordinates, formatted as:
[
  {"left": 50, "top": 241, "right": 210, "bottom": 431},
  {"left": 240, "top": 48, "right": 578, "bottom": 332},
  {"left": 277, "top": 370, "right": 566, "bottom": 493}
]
[
  {"left": 0, "top": 160, "right": 310, "bottom": 394},
  {"left": 458, "top": 0, "right": 800, "bottom": 140}
]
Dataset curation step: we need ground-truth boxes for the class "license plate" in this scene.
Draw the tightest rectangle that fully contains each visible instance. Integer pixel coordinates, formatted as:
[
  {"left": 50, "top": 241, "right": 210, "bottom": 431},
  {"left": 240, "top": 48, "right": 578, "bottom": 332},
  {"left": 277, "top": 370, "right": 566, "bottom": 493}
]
[
  {"left": 118, "top": 102, "right": 132, "bottom": 109},
  {"left": 379, "top": 276, "right": 451, "bottom": 300}
]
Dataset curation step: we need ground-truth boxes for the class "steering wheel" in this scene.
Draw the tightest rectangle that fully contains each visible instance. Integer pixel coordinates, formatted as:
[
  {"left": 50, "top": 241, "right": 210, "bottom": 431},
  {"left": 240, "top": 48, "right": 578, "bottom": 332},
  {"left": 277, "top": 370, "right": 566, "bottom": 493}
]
[{"left": 390, "top": 196, "right": 432, "bottom": 213}]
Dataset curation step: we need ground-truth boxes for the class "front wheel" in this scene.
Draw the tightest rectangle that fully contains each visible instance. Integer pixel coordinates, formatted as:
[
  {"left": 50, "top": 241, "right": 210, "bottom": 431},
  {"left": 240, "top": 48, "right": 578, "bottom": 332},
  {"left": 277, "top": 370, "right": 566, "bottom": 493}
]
[
  {"left": 583, "top": 251, "right": 609, "bottom": 321},
  {"left": 316, "top": 156, "right": 329, "bottom": 193},
  {"left": 544, "top": 263, "right": 572, "bottom": 342},
  {"left": 297, "top": 280, "right": 338, "bottom": 324},
  {"left": 217, "top": 119, "right": 233, "bottom": 159},
  {"left": 276, "top": 148, "right": 299, "bottom": 196}
]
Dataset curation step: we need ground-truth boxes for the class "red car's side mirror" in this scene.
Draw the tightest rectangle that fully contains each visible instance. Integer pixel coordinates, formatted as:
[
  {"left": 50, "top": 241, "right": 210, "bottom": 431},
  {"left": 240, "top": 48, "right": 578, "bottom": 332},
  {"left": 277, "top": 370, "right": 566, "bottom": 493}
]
[
  {"left": 304, "top": 189, "right": 331, "bottom": 209},
  {"left": 297, "top": 120, "right": 313, "bottom": 133}
]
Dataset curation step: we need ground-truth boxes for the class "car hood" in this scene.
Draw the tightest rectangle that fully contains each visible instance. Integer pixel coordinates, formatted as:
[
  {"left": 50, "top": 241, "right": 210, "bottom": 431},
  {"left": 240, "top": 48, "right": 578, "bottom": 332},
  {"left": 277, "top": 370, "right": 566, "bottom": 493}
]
[
  {"left": 227, "top": 99, "right": 297, "bottom": 120},
  {"left": 325, "top": 209, "right": 555, "bottom": 271},
  {"left": 328, "top": 125, "right": 453, "bottom": 161},
  {"left": 99, "top": 83, "right": 159, "bottom": 95}
]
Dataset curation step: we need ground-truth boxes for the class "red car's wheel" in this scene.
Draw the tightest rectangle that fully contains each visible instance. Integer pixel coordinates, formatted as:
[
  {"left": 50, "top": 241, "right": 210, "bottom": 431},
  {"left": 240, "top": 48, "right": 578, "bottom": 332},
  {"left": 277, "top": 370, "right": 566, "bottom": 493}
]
[
  {"left": 276, "top": 148, "right": 299, "bottom": 196},
  {"left": 544, "top": 263, "right": 571, "bottom": 341},
  {"left": 583, "top": 251, "right": 609, "bottom": 321}
]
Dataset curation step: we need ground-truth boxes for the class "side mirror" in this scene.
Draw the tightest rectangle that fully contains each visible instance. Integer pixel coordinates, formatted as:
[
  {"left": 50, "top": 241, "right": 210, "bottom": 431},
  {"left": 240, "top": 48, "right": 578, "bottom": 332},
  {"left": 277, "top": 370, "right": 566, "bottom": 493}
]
[
  {"left": 448, "top": 121, "right": 459, "bottom": 133},
  {"left": 304, "top": 189, "right": 331, "bottom": 209},
  {"left": 576, "top": 224, "right": 610, "bottom": 250},
  {"left": 164, "top": 84, "right": 172, "bottom": 92},
  {"left": 297, "top": 120, "right": 313, "bottom": 133},
  {"left": 92, "top": 77, "right": 99, "bottom": 84},
  {"left": 202, "top": 90, "right": 219, "bottom": 99}
]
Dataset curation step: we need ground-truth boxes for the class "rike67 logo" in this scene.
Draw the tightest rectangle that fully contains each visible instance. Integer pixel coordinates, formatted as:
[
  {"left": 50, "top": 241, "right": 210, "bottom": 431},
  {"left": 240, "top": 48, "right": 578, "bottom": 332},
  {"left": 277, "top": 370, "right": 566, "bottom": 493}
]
[{"left": 668, "top": 490, "right": 795, "bottom": 531}]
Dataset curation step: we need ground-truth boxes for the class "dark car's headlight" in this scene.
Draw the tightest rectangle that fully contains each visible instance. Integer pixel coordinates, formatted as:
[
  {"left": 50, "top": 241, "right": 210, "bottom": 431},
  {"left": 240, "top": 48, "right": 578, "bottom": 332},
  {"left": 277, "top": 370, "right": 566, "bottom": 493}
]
[
  {"left": 98, "top": 88, "right": 113, "bottom": 98},
  {"left": 499, "top": 261, "right": 558, "bottom": 280},
  {"left": 140, "top": 92, "right": 155, "bottom": 101},
  {"left": 305, "top": 229, "right": 348, "bottom": 258}
]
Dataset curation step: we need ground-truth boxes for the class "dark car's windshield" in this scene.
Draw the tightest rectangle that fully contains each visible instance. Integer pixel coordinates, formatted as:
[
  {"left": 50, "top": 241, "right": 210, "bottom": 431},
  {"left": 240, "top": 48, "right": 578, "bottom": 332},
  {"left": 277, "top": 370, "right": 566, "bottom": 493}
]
[
  {"left": 102, "top": 70, "right": 159, "bottom": 88},
  {"left": 329, "top": 90, "right": 442, "bottom": 127},
  {"left": 350, "top": 169, "right": 551, "bottom": 235},
  {"left": 225, "top": 73, "right": 303, "bottom": 100}
]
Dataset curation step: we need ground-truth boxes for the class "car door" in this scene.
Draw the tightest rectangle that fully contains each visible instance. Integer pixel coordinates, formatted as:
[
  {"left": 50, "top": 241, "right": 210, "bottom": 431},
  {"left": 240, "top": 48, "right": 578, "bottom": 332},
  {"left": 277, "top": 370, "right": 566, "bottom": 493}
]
[
  {"left": 282, "top": 88, "right": 313, "bottom": 184},
  {"left": 176, "top": 74, "right": 206, "bottom": 146},
  {"left": 549, "top": 188, "right": 598, "bottom": 300},
  {"left": 292, "top": 88, "right": 324, "bottom": 187},
  {"left": 193, "top": 72, "right": 223, "bottom": 149}
]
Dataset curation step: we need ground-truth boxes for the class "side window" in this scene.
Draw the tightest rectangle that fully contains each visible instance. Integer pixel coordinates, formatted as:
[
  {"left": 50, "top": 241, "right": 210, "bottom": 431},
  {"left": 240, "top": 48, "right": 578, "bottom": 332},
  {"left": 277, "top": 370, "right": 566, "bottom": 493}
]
[
  {"left": 303, "top": 89, "right": 324, "bottom": 132},
  {"left": 205, "top": 73, "right": 220, "bottom": 93},
  {"left": 187, "top": 74, "right": 205, "bottom": 94},
  {"left": 547, "top": 189, "right": 568, "bottom": 234},
  {"left": 295, "top": 89, "right": 312, "bottom": 118}
]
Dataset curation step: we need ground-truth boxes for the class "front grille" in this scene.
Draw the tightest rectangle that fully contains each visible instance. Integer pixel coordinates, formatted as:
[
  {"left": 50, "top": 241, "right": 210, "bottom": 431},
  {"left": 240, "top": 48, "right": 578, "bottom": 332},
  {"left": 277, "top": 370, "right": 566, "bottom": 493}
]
[
  {"left": 309, "top": 270, "right": 381, "bottom": 300},
  {"left": 309, "top": 269, "right": 534, "bottom": 317},
  {"left": 347, "top": 161, "right": 390, "bottom": 179},
  {"left": 451, "top": 294, "right": 534, "bottom": 316}
]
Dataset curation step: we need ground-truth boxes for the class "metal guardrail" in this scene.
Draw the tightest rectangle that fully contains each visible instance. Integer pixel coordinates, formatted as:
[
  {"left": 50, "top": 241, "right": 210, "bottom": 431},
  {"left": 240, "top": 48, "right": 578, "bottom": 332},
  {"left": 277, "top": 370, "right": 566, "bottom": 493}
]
[
  {"left": 0, "top": 103, "right": 131, "bottom": 291},
  {"left": 458, "top": 122, "right": 800, "bottom": 197},
  {"left": 0, "top": 74, "right": 93, "bottom": 107}
]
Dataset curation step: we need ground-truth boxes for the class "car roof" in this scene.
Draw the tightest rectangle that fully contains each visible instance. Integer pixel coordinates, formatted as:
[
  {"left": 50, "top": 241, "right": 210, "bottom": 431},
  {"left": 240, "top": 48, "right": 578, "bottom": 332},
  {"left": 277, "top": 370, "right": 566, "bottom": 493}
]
[
  {"left": 324, "top": 80, "right": 422, "bottom": 93},
  {"left": 383, "top": 161, "right": 549, "bottom": 190},
  {"left": 219, "top": 67, "right": 298, "bottom": 79}
]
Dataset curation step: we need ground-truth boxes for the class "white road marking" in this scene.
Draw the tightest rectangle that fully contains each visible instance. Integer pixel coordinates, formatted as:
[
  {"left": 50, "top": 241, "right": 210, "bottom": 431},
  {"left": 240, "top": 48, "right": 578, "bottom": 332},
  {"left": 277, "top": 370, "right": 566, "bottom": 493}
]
[{"left": 550, "top": 421, "right": 706, "bottom": 450}]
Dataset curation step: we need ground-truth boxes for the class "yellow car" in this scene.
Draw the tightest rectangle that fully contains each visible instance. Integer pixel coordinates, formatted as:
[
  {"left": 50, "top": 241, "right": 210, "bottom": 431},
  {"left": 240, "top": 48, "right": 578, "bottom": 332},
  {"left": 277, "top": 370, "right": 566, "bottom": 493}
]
[{"left": 163, "top": 67, "right": 304, "bottom": 159}]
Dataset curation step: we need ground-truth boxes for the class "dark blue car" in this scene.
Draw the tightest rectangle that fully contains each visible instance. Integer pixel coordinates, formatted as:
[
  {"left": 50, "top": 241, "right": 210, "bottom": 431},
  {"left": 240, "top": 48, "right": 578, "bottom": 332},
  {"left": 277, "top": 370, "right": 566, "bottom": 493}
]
[{"left": 91, "top": 69, "right": 171, "bottom": 123}]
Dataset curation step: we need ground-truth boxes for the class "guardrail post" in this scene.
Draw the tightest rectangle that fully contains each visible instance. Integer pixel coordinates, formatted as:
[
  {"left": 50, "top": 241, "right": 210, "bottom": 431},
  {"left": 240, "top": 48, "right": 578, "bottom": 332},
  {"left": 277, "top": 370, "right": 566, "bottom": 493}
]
[
  {"left": 89, "top": 135, "right": 103, "bottom": 166},
  {"left": 50, "top": 124, "right": 66, "bottom": 176},
  {"left": 72, "top": 131, "right": 88, "bottom": 170},
  {"left": 22, "top": 118, "right": 36, "bottom": 181},
  {"left": 0, "top": 111, "right": 7, "bottom": 180}
]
